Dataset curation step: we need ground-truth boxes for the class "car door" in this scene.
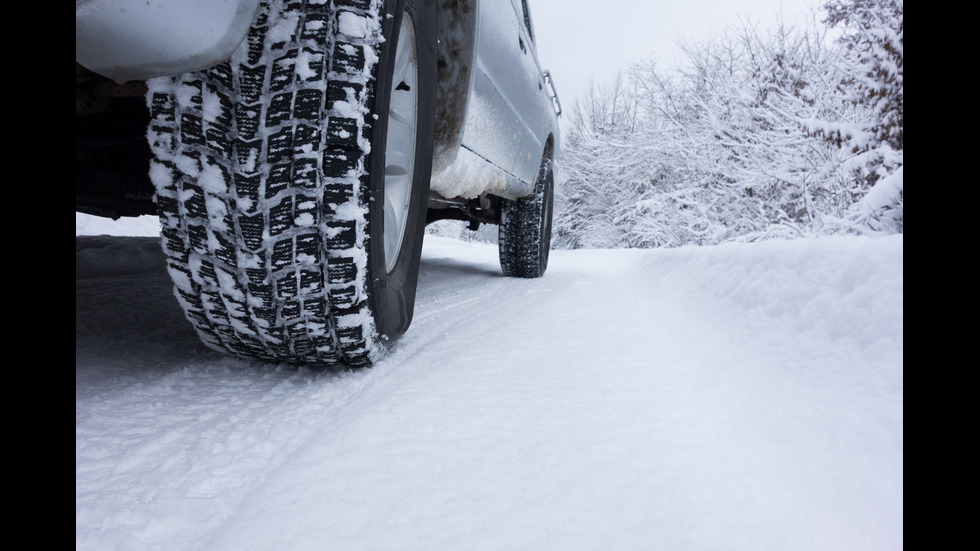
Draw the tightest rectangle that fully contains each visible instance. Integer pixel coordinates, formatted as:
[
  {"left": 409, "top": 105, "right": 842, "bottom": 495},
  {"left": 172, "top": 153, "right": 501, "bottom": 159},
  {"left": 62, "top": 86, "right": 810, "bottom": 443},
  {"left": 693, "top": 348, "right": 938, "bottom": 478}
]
[
  {"left": 462, "top": 0, "right": 552, "bottom": 189},
  {"left": 508, "top": 0, "right": 555, "bottom": 184}
]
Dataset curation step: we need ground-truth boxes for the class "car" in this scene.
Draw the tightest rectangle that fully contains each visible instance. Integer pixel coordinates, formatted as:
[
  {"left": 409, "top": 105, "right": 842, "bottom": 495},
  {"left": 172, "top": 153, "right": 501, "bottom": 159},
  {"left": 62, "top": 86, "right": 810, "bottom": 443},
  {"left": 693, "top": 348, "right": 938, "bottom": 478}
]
[{"left": 76, "top": 0, "right": 562, "bottom": 366}]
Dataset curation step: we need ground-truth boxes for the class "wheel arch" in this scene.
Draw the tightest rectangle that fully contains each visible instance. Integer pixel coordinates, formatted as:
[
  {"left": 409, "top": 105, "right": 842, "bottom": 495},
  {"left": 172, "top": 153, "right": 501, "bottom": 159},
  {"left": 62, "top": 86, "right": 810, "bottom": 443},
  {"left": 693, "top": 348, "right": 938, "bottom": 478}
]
[
  {"left": 537, "top": 131, "right": 557, "bottom": 188},
  {"left": 542, "top": 132, "right": 556, "bottom": 162},
  {"left": 432, "top": 0, "right": 479, "bottom": 175}
]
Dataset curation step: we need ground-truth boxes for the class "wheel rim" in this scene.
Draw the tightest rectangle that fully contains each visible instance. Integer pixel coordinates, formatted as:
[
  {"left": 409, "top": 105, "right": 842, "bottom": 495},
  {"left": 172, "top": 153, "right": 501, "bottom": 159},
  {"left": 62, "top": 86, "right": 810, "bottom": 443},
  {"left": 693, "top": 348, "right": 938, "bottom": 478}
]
[{"left": 383, "top": 13, "right": 419, "bottom": 274}]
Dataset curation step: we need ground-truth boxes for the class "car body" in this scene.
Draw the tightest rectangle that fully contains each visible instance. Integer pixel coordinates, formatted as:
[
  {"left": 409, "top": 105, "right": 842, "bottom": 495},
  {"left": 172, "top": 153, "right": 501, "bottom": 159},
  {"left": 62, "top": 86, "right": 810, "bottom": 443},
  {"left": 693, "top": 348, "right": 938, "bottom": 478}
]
[
  {"left": 75, "top": 0, "right": 561, "bottom": 366},
  {"left": 76, "top": 0, "right": 561, "bottom": 223}
]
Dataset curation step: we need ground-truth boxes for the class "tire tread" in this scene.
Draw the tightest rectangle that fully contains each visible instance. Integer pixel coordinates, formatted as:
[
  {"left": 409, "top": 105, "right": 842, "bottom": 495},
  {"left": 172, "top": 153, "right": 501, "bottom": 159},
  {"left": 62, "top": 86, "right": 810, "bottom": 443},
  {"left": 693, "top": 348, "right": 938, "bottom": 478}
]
[
  {"left": 147, "top": 0, "right": 384, "bottom": 365},
  {"left": 499, "top": 158, "right": 554, "bottom": 279}
]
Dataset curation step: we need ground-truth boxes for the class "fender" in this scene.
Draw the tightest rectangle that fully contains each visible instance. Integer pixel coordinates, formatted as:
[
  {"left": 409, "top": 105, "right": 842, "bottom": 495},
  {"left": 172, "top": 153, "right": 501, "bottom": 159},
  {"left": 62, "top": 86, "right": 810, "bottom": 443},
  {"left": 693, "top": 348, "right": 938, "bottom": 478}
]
[{"left": 76, "top": 0, "right": 261, "bottom": 82}]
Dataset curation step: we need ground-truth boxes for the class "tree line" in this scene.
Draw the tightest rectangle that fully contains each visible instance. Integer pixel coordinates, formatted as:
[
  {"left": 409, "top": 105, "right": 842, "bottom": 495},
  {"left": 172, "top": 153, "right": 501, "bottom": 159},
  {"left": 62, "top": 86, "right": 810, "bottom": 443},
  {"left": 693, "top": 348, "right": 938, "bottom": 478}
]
[{"left": 553, "top": 0, "right": 903, "bottom": 249}]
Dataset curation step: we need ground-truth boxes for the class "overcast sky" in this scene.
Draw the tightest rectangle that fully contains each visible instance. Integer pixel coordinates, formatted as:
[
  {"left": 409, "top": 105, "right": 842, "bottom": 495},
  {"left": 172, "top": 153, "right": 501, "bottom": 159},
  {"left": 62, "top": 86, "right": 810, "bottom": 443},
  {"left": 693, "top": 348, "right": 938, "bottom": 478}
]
[{"left": 527, "top": 0, "right": 821, "bottom": 106}]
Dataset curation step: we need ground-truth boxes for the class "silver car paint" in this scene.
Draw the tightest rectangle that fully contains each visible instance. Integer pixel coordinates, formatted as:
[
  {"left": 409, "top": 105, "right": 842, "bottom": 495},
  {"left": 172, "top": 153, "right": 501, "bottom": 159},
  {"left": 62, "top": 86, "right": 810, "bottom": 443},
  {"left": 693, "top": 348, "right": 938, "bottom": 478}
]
[
  {"left": 76, "top": 0, "right": 260, "bottom": 82},
  {"left": 430, "top": 0, "right": 560, "bottom": 200},
  {"left": 75, "top": 0, "right": 560, "bottom": 201}
]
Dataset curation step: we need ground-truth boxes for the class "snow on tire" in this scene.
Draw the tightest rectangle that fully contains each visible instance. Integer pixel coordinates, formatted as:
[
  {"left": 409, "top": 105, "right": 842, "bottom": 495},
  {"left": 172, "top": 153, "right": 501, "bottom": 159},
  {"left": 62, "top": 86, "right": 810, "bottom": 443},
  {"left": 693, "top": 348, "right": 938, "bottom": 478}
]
[
  {"left": 498, "top": 153, "right": 555, "bottom": 279},
  {"left": 146, "top": 0, "right": 435, "bottom": 366}
]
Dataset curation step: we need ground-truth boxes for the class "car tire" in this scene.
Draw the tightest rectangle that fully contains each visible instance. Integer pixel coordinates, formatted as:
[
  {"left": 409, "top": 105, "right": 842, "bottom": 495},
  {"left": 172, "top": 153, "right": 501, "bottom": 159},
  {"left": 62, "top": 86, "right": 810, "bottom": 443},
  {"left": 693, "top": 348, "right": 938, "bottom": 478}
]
[
  {"left": 498, "top": 155, "right": 554, "bottom": 278},
  {"left": 146, "top": 0, "right": 435, "bottom": 366}
]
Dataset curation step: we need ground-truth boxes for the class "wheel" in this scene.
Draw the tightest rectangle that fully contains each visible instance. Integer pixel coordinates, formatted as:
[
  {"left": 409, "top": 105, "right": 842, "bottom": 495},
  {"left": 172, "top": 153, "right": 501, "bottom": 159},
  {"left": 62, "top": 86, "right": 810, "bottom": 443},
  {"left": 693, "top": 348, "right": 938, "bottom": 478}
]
[
  {"left": 146, "top": 0, "right": 435, "bottom": 366},
  {"left": 499, "top": 155, "right": 555, "bottom": 278}
]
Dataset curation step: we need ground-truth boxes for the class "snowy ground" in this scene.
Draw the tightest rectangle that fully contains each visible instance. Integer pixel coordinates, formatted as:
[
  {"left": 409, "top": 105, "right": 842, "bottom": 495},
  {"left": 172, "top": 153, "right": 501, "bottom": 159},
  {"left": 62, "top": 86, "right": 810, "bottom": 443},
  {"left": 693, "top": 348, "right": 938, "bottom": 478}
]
[{"left": 76, "top": 214, "right": 903, "bottom": 550}]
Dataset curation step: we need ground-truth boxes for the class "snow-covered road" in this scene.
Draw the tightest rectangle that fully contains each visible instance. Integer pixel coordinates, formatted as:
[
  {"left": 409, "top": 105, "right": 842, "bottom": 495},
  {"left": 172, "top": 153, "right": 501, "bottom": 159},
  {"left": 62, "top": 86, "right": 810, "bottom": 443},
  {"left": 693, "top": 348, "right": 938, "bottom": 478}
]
[{"left": 76, "top": 233, "right": 903, "bottom": 550}]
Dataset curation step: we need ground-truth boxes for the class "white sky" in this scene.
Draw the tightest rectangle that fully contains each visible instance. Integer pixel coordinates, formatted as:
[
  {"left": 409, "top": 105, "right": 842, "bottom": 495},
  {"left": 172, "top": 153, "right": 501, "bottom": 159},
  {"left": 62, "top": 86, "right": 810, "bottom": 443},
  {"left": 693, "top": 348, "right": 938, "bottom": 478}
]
[{"left": 528, "top": 0, "right": 821, "bottom": 104}]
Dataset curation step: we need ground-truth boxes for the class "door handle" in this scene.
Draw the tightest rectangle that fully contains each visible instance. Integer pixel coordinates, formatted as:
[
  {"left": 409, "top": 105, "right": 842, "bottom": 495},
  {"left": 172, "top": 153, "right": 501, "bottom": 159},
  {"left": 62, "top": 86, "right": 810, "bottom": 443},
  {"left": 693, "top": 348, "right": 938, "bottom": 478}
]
[{"left": 542, "top": 71, "right": 562, "bottom": 117}]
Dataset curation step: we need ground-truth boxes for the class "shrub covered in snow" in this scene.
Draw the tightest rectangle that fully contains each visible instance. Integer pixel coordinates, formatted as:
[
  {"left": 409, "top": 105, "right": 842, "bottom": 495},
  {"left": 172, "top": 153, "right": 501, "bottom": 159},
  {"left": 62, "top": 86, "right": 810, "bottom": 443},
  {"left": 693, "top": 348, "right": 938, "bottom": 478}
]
[{"left": 554, "top": 0, "right": 903, "bottom": 249}]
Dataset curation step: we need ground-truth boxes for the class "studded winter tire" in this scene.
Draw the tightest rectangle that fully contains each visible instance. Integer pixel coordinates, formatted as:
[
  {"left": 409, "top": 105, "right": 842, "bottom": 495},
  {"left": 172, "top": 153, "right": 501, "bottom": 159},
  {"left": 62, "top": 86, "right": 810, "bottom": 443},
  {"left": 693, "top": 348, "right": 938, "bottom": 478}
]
[
  {"left": 146, "top": 0, "right": 435, "bottom": 366},
  {"left": 498, "top": 154, "right": 555, "bottom": 279}
]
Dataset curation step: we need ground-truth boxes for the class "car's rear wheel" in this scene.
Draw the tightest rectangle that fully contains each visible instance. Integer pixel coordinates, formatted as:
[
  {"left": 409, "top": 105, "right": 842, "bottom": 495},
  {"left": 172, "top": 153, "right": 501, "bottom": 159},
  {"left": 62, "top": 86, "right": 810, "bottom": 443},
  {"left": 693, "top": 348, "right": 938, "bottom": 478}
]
[
  {"left": 499, "top": 153, "right": 555, "bottom": 278},
  {"left": 146, "top": 0, "right": 434, "bottom": 366}
]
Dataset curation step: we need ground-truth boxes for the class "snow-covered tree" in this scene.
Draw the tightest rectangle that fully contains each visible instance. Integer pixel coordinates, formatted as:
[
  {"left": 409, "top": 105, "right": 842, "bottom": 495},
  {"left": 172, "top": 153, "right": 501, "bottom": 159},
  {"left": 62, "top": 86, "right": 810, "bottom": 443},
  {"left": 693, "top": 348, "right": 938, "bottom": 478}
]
[
  {"left": 822, "top": 0, "right": 903, "bottom": 234},
  {"left": 824, "top": 0, "right": 903, "bottom": 152},
  {"left": 554, "top": 0, "right": 904, "bottom": 248},
  {"left": 554, "top": 76, "right": 646, "bottom": 249}
]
